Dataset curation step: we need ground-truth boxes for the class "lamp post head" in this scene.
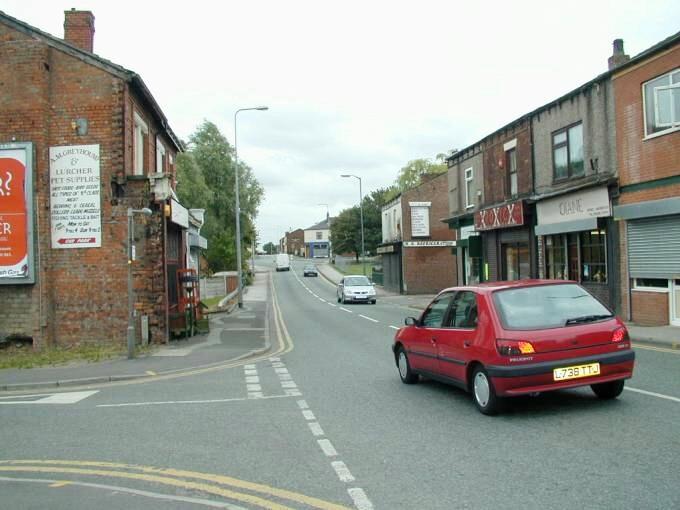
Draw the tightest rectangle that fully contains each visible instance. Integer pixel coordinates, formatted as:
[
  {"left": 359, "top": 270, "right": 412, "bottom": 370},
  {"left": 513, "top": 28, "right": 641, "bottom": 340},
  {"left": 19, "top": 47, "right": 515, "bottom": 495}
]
[
  {"left": 140, "top": 207, "right": 152, "bottom": 216},
  {"left": 340, "top": 174, "right": 350, "bottom": 178},
  {"left": 256, "top": 106, "right": 269, "bottom": 111}
]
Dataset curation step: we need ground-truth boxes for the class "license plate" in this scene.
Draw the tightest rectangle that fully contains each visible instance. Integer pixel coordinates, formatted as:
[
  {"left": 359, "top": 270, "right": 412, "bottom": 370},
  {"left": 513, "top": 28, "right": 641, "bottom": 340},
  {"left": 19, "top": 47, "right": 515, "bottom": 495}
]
[{"left": 553, "top": 362, "right": 600, "bottom": 381}]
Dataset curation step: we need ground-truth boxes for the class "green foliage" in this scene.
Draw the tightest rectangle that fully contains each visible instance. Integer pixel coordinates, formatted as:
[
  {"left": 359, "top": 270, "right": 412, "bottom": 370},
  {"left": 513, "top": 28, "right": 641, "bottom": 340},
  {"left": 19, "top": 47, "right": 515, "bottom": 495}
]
[
  {"left": 262, "top": 242, "right": 278, "bottom": 254},
  {"left": 176, "top": 120, "right": 264, "bottom": 273},
  {"left": 395, "top": 156, "right": 447, "bottom": 192},
  {"left": 330, "top": 187, "right": 394, "bottom": 261}
]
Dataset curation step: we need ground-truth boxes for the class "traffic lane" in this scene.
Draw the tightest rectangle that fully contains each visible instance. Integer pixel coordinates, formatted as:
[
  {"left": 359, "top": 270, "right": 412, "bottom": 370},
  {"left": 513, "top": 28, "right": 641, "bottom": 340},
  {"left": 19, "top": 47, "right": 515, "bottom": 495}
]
[
  {"left": 275, "top": 269, "right": 680, "bottom": 510},
  {"left": 290, "top": 267, "right": 680, "bottom": 401}
]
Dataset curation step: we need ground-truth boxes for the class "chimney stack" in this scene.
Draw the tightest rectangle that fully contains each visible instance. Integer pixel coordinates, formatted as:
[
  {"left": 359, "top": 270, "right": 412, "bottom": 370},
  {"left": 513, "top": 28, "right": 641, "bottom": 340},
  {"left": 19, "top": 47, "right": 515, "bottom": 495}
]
[
  {"left": 608, "top": 38, "right": 630, "bottom": 70},
  {"left": 64, "top": 9, "right": 95, "bottom": 53}
]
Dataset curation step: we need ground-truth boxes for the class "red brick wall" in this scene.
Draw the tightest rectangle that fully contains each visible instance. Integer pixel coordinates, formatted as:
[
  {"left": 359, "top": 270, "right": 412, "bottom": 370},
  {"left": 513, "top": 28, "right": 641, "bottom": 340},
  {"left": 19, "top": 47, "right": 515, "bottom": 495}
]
[
  {"left": 0, "top": 21, "right": 171, "bottom": 347},
  {"left": 631, "top": 291, "right": 669, "bottom": 326},
  {"left": 482, "top": 121, "right": 532, "bottom": 206},
  {"left": 613, "top": 44, "right": 680, "bottom": 188},
  {"left": 401, "top": 173, "right": 457, "bottom": 294}
]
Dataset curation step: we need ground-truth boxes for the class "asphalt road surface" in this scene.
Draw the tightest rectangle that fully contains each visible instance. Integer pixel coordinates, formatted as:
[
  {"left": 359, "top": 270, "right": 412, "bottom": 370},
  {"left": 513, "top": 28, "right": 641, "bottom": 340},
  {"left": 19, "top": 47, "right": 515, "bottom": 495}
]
[{"left": 1, "top": 255, "right": 679, "bottom": 509}]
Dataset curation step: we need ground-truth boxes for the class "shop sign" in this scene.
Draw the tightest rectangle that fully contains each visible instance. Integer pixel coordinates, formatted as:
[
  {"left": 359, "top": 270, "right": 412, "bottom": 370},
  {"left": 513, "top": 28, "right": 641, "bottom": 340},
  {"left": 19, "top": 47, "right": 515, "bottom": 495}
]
[
  {"left": 0, "top": 144, "right": 35, "bottom": 283},
  {"left": 474, "top": 201, "right": 524, "bottom": 231},
  {"left": 459, "top": 224, "right": 476, "bottom": 240},
  {"left": 49, "top": 144, "right": 101, "bottom": 248},
  {"left": 409, "top": 201, "right": 431, "bottom": 237},
  {"left": 377, "top": 245, "right": 396, "bottom": 254},
  {"left": 404, "top": 240, "right": 456, "bottom": 248},
  {"left": 171, "top": 199, "right": 189, "bottom": 228},
  {"left": 537, "top": 186, "right": 611, "bottom": 225}
]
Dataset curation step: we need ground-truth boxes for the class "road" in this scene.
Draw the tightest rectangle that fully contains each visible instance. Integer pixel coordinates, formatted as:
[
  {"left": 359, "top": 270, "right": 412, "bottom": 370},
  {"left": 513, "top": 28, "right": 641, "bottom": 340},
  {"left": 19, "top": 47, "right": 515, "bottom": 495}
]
[{"left": 1, "top": 254, "right": 679, "bottom": 509}]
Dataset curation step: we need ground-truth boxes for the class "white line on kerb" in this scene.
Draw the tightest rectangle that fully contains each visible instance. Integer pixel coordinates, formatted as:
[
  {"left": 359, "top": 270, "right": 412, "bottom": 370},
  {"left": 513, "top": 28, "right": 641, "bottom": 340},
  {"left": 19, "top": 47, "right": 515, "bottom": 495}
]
[
  {"left": 331, "top": 461, "right": 355, "bottom": 483},
  {"left": 317, "top": 439, "right": 338, "bottom": 457},
  {"left": 625, "top": 386, "right": 680, "bottom": 403},
  {"left": 359, "top": 315, "right": 379, "bottom": 323},
  {"left": 389, "top": 325, "right": 400, "bottom": 330},
  {"left": 308, "top": 422, "right": 324, "bottom": 436},
  {"left": 348, "top": 488, "right": 374, "bottom": 510},
  {"left": 302, "top": 409, "right": 316, "bottom": 421},
  {"left": 340, "top": 307, "right": 352, "bottom": 313}
]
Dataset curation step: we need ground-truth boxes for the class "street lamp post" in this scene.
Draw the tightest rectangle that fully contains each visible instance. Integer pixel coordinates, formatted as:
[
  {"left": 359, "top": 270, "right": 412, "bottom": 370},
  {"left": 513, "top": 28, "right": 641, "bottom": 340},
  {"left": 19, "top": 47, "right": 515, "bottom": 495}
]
[
  {"left": 234, "top": 106, "right": 268, "bottom": 308},
  {"left": 127, "top": 207, "right": 152, "bottom": 359},
  {"left": 341, "top": 174, "right": 366, "bottom": 276}
]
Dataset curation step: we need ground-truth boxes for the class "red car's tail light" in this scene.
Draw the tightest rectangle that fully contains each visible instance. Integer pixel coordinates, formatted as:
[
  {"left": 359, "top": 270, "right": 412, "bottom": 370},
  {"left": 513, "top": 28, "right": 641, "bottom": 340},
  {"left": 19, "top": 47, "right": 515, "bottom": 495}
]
[
  {"left": 496, "top": 339, "right": 536, "bottom": 356},
  {"left": 612, "top": 327, "right": 629, "bottom": 343}
]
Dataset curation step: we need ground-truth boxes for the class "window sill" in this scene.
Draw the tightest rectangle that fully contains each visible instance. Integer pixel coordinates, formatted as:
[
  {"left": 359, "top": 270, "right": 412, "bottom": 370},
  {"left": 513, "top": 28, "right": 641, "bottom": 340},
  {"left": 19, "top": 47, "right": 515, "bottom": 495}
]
[
  {"left": 643, "top": 125, "right": 680, "bottom": 141},
  {"left": 632, "top": 287, "right": 669, "bottom": 294}
]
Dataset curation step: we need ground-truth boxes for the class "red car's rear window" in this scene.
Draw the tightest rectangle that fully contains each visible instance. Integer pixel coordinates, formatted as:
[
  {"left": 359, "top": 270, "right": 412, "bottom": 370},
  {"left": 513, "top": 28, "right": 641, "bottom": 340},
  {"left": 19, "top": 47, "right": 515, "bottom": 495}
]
[{"left": 492, "top": 283, "right": 613, "bottom": 330}]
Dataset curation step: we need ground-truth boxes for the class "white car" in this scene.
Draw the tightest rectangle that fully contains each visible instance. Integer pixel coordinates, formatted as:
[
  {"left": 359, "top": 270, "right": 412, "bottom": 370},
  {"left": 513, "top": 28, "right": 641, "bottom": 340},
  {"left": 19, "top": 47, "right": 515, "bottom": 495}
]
[{"left": 337, "top": 275, "right": 376, "bottom": 304}]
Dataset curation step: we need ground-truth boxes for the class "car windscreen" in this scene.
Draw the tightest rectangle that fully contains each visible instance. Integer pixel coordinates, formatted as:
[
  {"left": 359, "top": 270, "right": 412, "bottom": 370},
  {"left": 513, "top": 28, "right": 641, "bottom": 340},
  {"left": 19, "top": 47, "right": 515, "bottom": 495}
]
[
  {"left": 344, "top": 276, "right": 370, "bottom": 286},
  {"left": 492, "top": 283, "right": 613, "bottom": 330}
]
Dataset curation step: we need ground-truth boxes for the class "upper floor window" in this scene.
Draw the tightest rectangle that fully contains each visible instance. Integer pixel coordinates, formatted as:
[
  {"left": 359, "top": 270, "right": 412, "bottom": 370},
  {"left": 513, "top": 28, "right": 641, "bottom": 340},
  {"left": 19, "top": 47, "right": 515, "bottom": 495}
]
[
  {"left": 133, "top": 112, "right": 149, "bottom": 176},
  {"left": 644, "top": 68, "right": 680, "bottom": 137},
  {"left": 316, "top": 231, "right": 323, "bottom": 240},
  {"left": 464, "top": 167, "right": 474, "bottom": 209},
  {"left": 156, "top": 136, "right": 166, "bottom": 174},
  {"left": 506, "top": 148, "right": 518, "bottom": 197},
  {"left": 553, "top": 123, "right": 584, "bottom": 181}
]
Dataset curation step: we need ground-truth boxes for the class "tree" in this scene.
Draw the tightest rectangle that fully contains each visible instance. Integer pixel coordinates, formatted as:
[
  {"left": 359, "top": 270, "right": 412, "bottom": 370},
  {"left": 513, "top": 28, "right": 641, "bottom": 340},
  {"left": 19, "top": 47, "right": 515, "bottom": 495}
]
[
  {"left": 394, "top": 156, "right": 447, "bottom": 192},
  {"left": 330, "top": 187, "right": 394, "bottom": 262},
  {"left": 262, "top": 242, "right": 278, "bottom": 255},
  {"left": 177, "top": 121, "right": 264, "bottom": 273}
]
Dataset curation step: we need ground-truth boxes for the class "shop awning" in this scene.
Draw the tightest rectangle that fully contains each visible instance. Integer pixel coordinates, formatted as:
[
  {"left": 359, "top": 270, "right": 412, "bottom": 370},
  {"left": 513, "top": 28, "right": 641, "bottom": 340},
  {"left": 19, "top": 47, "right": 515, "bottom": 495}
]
[
  {"left": 535, "top": 217, "right": 598, "bottom": 236},
  {"left": 613, "top": 197, "right": 680, "bottom": 220}
]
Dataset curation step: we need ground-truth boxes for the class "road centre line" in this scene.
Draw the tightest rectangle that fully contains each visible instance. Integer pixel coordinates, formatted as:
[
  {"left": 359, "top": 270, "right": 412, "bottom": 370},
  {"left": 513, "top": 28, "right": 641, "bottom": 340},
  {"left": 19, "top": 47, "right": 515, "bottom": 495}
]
[
  {"left": 96, "top": 394, "right": 298, "bottom": 408},
  {"left": 302, "top": 410, "right": 316, "bottom": 421},
  {"left": 0, "top": 476, "right": 247, "bottom": 509},
  {"left": 625, "top": 386, "right": 680, "bottom": 403},
  {"left": 389, "top": 326, "right": 400, "bottom": 330},
  {"left": 348, "top": 488, "right": 374, "bottom": 510},
  {"left": 317, "top": 439, "right": 338, "bottom": 457},
  {"left": 358, "top": 315, "right": 378, "bottom": 323},
  {"left": 297, "top": 399, "right": 309, "bottom": 409},
  {"left": 339, "top": 307, "right": 352, "bottom": 313},
  {"left": 308, "top": 422, "right": 325, "bottom": 436},
  {"left": 330, "top": 462, "right": 355, "bottom": 483},
  {"left": 327, "top": 303, "right": 337, "bottom": 307}
]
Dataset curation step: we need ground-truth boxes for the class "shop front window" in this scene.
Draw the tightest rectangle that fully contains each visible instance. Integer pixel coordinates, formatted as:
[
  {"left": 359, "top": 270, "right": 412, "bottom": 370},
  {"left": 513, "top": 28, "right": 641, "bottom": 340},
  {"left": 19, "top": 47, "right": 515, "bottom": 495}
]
[
  {"left": 502, "top": 243, "right": 529, "bottom": 281},
  {"left": 545, "top": 235, "right": 568, "bottom": 279},
  {"left": 580, "top": 229, "right": 607, "bottom": 283}
]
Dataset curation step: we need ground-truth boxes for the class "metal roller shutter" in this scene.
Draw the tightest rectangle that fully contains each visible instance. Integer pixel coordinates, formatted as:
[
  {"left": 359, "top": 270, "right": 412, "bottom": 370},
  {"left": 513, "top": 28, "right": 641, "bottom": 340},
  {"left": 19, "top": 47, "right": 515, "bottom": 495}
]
[{"left": 627, "top": 215, "right": 680, "bottom": 278}]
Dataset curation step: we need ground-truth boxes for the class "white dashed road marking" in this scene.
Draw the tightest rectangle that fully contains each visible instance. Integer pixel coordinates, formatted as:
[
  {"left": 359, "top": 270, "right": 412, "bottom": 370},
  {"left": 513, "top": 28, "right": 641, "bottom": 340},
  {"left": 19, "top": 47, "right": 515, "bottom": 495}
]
[
  {"left": 359, "top": 315, "right": 378, "bottom": 323},
  {"left": 317, "top": 439, "right": 338, "bottom": 457},
  {"left": 348, "top": 488, "right": 375, "bottom": 510},
  {"left": 308, "top": 422, "right": 325, "bottom": 436},
  {"left": 296, "top": 399, "right": 309, "bottom": 410},
  {"left": 389, "top": 325, "right": 400, "bottom": 330},
  {"left": 302, "top": 409, "right": 316, "bottom": 421},
  {"left": 340, "top": 307, "right": 352, "bottom": 313},
  {"left": 625, "top": 386, "right": 680, "bottom": 403},
  {"left": 331, "top": 461, "right": 356, "bottom": 483}
]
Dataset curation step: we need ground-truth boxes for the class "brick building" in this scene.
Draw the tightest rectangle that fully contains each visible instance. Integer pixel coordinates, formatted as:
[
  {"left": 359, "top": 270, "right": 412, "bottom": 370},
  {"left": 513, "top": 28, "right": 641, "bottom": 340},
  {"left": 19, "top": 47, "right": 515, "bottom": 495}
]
[
  {"left": 0, "top": 10, "right": 190, "bottom": 348},
  {"left": 612, "top": 32, "right": 680, "bottom": 326},
  {"left": 379, "top": 173, "right": 457, "bottom": 294}
]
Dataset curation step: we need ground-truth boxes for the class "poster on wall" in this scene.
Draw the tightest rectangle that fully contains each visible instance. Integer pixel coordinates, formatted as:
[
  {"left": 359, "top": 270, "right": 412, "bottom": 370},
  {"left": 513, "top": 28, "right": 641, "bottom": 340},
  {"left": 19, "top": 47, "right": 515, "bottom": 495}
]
[
  {"left": 410, "top": 201, "right": 431, "bottom": 237},
  {"left": 49, "top": 144, "right": 101, "bottom": 248},
  {"left": 0, "top": 143, "right": 35, "bottom": 284}
]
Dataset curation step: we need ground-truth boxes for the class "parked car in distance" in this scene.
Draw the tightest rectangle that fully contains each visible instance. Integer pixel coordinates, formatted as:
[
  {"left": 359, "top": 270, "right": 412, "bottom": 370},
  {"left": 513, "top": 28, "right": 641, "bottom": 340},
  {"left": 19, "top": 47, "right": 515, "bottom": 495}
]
[
  {"left": 392, "top": 280, "right": 635, "bottom": 415},
  {"left": 303, "top": 264, "right": 318, "bottom": 277},
  {"left": 275, "top": 253, "right": 291, "bottom": 272},
  {"left": 337, "top": 275, "right": 376, "bottom": 304}
]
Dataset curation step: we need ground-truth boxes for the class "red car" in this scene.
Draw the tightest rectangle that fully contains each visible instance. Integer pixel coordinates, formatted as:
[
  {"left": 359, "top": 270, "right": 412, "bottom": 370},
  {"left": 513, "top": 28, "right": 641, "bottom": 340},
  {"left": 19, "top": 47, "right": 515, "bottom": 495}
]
[{"left": 392, "top": 280, "right": 635, "bottom": 415}]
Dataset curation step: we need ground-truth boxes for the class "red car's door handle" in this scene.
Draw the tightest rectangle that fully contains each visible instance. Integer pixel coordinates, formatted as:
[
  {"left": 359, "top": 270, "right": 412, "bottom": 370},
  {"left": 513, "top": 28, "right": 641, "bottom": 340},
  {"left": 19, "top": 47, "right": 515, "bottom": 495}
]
[
  {"left": 431, "top": 338, "right": 437, "bottom": 344},
  {"left": 463, "top": 341, "right": 471, "bottom": 348}
]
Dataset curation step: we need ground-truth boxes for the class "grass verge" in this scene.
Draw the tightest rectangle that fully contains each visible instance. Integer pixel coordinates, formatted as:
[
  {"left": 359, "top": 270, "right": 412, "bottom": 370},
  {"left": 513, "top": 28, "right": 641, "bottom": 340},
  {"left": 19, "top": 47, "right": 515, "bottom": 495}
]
[
  {"left": 0, "top": 343, "right": 139, "bottom": 370},
  {"left": 333, "top": 262, "right": 372, "bottom": 278}
]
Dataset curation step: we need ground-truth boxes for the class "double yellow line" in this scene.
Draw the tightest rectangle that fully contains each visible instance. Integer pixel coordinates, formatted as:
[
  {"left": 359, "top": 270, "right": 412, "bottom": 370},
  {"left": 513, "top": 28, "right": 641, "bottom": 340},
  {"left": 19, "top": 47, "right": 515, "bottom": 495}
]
[{"left": 0, "top": 460, "right": 349, "bottom": 510}]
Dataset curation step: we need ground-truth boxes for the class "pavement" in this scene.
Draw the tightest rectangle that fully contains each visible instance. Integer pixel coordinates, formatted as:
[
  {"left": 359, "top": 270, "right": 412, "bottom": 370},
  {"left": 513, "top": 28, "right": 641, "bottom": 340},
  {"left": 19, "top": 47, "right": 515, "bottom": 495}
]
[
  {"left": 313, "top": 259, "right": 680, "bottom": 350},
  {"left": 1, "top": 260, "right": 678, "bottom": 392},
  {"left": 0, "top": 271, "right": 273, "bottom": 392}
]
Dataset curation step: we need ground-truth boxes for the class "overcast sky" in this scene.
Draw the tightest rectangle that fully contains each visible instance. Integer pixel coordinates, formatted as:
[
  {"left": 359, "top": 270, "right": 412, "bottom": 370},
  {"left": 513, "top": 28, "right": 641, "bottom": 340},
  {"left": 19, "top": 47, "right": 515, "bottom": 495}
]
[{"left": 3, "top": 1, "right": 680, "bottom": 246}]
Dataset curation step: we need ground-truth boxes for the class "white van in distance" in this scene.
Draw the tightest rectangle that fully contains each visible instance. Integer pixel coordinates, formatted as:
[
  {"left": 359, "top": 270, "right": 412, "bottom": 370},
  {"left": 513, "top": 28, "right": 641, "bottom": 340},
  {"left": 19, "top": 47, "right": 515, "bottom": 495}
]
[{"left": 275, "top": 253, "right": 291, "bottom": 272}]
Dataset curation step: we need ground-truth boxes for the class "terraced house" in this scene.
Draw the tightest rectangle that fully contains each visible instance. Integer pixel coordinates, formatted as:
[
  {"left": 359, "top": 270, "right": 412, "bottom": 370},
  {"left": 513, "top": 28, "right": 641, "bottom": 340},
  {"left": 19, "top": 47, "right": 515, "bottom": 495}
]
[{"left": 0, "top": 10, "right": 198, "bottom": 348}]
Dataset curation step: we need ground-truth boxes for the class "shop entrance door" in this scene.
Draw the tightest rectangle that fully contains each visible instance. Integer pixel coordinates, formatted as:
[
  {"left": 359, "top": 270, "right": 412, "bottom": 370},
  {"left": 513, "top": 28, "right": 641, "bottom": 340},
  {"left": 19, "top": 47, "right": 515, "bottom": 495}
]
[{"left": 671, "top": 280, "right": 680, "bottom": 327}]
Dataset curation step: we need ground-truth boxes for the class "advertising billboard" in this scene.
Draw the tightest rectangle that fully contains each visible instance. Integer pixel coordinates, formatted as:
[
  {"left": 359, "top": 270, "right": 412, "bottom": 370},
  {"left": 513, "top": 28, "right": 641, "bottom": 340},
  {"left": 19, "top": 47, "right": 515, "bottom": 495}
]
[{"left": 0, "top": 143, "right": 35, "bottom": 284}]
